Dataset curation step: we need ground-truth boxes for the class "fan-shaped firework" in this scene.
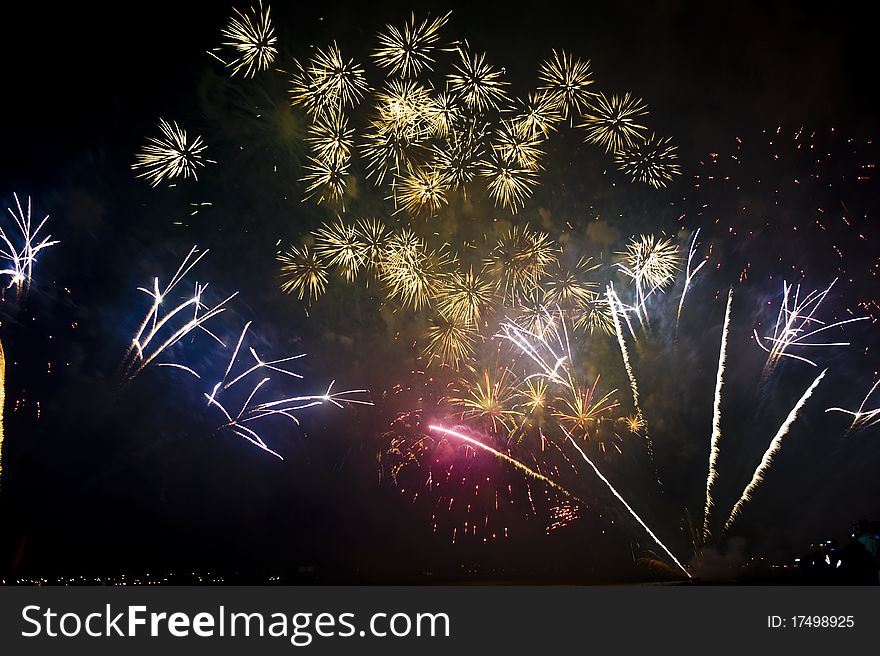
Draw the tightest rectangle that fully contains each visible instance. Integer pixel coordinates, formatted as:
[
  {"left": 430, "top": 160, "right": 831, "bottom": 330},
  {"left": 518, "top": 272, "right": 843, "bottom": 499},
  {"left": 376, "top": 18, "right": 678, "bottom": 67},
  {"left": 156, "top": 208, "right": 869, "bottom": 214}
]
[
  {"left": 579, "top": 92, "right": 648, "bottom": 153},
  {"left": 217, "top": 1, "right": 277, "bottom": 77},
  {"left": 615, "top": 133, "right": 681, "bottom": 188},
  {"left": 278, "top": 244, "right": 329, "bottom": 303},
  {"left": 1, "top": 193, "right": 59, "bottom": 295},
  {"left": 537, "top": 50, "right": 594, "bottom": 119},
  {"left": 447, "top": 44, "right": 510, "bottom": 112},
  {"left": 132, "top": 119, "right": 212, "bottom": 187},
  {"left": 373, "top": 11, "right": 451, "bottom": 78}
]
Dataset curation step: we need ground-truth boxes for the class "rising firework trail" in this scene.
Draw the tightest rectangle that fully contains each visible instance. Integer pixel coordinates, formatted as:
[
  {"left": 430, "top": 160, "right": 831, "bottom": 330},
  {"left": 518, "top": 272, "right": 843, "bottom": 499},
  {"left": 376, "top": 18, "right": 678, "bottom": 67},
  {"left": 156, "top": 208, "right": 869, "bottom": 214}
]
[
  {"left": 723, "top": 369, "right": 827, "bottom": 533},
  {"left": 606, "top": 285, "right": 660, "bottom": 486},
  {"left": 561, "top": 426, "right": 690, "bottom": 578},
  {"left": 702, "top": 288, "right": 733, "bottom": 542},
  {"left": 427, "top": 424, "right": 579, "bottom": 501}
]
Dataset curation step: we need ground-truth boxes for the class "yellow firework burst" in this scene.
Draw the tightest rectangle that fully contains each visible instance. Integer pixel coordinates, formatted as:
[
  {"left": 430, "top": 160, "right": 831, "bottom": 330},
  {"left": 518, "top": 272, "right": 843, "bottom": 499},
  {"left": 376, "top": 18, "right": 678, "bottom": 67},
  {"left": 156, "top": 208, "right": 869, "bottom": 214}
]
[
  {"left": 510, "top": 91, "right": 564, "bottom": 138},
  {"left": 373, "top": 79, "right": 435, "bottom": 141},
  {"left": 426, "top": 91, "right": 460, "bottom": 138},
  {"left": 614, "top": 133, "right": 681, "bottom": 189},
  {"left": 450, "top": 367, "right": 521, "bottom": 433},
  {"left": 573, "top": 296, "right": 615, "bottom": 336},
  {"left": 447, "top": 43, "right": 509, "bottom": 112},
  {"left": 291, "top": 42, "right": 369, "bottom": 116},
  {"left": 516, "top": 378, "right": 548, "bottom": 415},
  {"left": 579, "top": 92, "right": 649, "bottom": 153},
  {"left": 300, "top": 155, "right": 350, "bottom": 204},
  {"left": 218, "top": 1, "right": 277, "bottom": 77},
  {"left": 431, "top": 118, "right": 488, "bottom": 190},
  {"left": 541, "top": 257, "right": 599, "bottom": 308},
  {"left": 552, "top": 375, "right": 620, "bottom": 439},
  {"left": 435, "top": 268, "right": 496, "bottom": 326},
  {"left": 514, "top": 289, "right": 558, "bottom": 335},
  {"left": 353, "top": 218, "right": 390, "bottom": 270},
  {"left": 538, "top": 50, "right": 595, "bottom": 119},
  {"left": 132, "top": 119, "right": 212, "bottom": 187},
  {"left": 395, "top": 167, "right": 450, "bottom": 216},
  {"left": 379, "top": 229, "right": 453, "bottom": 310},
  {"left": 479, "top": 152, "right": 538, "bottom": 212},
  {"left": 312, "top": 220, "right": 364, "bottom": 281},
  {"left": 622, "top": 413, "right": 647, "bottom": 434},
  {"left": 617, "top": 234, "right": 680, "bottom": 291},
  {"left": 305, "top": 109, "right": 355, "bottom": 163},
  {"left": 424, "top": 312, "right": 477, "bottom": 365},
  {"left": 492, "top": 120, "right": 545, "bottom": 171},
  {"left": 484, "top": 225, "right": 558, "bottom": 302},
  {"left": 360, "top": 125, "right": 419, "bottom": 186},
  {"left": 373, "top": 11, "right": 451, "bottom": 78},
  {"left": 278, "top": 244, "right": 328, "bottom": 303}
]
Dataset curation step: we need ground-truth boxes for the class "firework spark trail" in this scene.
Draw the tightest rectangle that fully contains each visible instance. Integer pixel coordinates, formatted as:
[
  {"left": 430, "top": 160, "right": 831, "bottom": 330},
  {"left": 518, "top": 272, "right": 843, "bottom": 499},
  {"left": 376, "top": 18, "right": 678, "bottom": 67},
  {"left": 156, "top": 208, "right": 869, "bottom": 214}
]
[
  {"left": 676, "top": 228, "right": 707, "bottom": 327},
  {"left": 825, "top": 378, "right": 880, "bottom": 435},
  {"left": 201, "top": 323, "right": 373, "bottom": 458},
  {"left": 495, "top": 314, "right": 569, "bottom": 383},
  {"left": 723, "top": 369, "right": 827, "bottom": 533},
  {"left": 0, "top": 339, "right": 5, "bottom": 487},
  {"left": 427, "top": 424, "right": 579, "bottom": 501},
  {"left": 755, "top": 279, "right": 868, "bottom": 369},
  {"left": 561, "top": 426, "right": 690, "bottom": 578},
  {"left": 702, "top": 288, "right": 733, "bottom": 542},
  {"left": 121, "top": 247, "right": 237, "bottom": 382},
  {"left": 606, "top": 285, "right": 660, "bottom": 487},
  {"left": 1, "top": 193, "right": 59, "bottom": 295}
]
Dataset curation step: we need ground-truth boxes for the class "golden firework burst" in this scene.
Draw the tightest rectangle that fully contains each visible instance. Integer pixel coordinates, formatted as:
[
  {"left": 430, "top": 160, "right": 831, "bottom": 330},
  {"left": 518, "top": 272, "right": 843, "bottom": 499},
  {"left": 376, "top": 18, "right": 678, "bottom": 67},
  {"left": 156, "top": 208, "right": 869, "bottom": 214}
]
[
  {"left": 435, "top": 268, "right": 496, "bottom": 327},
  {"left": 447, "top": 43, "right": 509, "bottom": 112},
  {"left": 424, "top": 312, "right": 477, "bottom": 365},
  {"left": 449, "top": 367, "right": 522, "bottom": 433},
  {"left": 132, "top": 119, "right": 212, "bottom": 187},
  {"left": 479, "top": 152, "right": 538, "bottom": 212},
  {"left": 305, "top": 109, "right": 355, "bottom": 164},
  {"left": 373, "top": 11, "right": 451, "bottom": 78},
  {"left": 300, "top": 154, "right": 350, "bottom": 204},
  {"left": 492, "top": 120, "right": 545, "bottom": 171},
  {"left": 614, "top": 133, "right": 681, "bottom": 189},
  {"left": 395, "top": 167, "right": 450, "bottom": 216},
  {"left": 537, "top": 49, "right": 595, "bottom": 119},
  {"left": 278, "top": 244, "right": 328, "bottom": 303},
  {"left": 312, "top": 220, "right": 365, "bottom": 281},
  {"left": 552, "top": 375, "right": 620, "bottom": 438},
  {"left": 218, "top": 1, "right": 277, "bottom": 78},
  {"left": 579, "top": 92, "right": 648, "bottom": 153}
]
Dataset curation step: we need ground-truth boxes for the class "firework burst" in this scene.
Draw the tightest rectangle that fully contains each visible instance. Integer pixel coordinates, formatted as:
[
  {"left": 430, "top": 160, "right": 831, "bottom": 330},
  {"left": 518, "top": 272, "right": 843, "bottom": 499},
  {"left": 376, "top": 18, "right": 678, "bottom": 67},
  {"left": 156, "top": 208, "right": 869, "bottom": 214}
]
[
  {"left": 278, "top": 244, "right": 329, "bottom": 303},
  {"left": 579, "top": 92, "right": 648, "bottom": 153},
  {"left": 216, "top": 1, "right": 277, "bottom": 78},
  {"left": 313, "top": 220, "right": 365, "bottom": 281},
  {"left": 373, "top": 11, "right": 451, "bottom": 78},
  {"left": 614, "top": 133, "right": 681, "bottom": 188},
  {"left": 537, "top": 49, "right": 595, "bottom": 119},
  {"left": 132, "top": 119, "right": 212, "bottom": 187},
  {"left": 447, "top": 44, "right": 509, "bottom": 112},
  {"left": 1, "top": 193, "right": 59, "bottom": 295}
]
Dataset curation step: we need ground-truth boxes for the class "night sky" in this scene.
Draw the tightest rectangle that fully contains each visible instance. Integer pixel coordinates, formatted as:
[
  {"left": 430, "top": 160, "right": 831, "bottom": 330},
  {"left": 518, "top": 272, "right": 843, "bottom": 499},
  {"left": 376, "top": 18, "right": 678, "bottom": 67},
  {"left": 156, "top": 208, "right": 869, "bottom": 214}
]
[{"left": 1, "top": 1, "right": 877, "bottom": 583}]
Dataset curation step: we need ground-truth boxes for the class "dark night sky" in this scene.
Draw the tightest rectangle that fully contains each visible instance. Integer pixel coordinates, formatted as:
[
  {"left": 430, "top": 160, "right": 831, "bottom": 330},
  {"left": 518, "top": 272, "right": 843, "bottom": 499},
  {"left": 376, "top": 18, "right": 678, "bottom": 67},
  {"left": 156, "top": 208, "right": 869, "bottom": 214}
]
[{"left": 0, "top": 1, "right": 877, "bottom": 583}]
